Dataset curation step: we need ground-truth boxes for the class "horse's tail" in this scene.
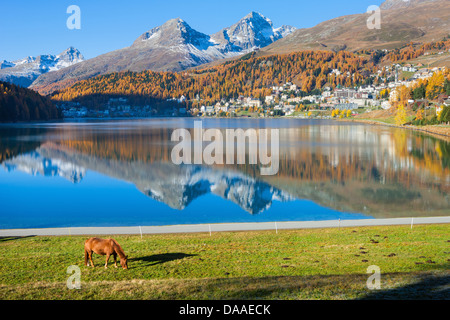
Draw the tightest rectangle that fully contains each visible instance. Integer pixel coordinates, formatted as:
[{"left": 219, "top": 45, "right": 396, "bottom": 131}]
[{"left": 84, "top": 247, "right": 89, "bottom": 266}]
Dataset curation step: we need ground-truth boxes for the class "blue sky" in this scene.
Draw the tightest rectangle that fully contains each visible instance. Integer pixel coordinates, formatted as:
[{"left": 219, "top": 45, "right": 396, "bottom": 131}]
[{"left": 0, "top": 0, "right": 384, "bottom": 61}]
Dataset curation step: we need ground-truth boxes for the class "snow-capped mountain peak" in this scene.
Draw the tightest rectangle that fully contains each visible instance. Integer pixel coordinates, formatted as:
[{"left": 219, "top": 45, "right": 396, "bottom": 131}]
[
  {"left": 243, "top": 11, "right": 273, "bottom": 26},
  {"left": 131, "top": 12, "right": 297, "bottom": 68},
  {"left": 0, "top": 60, "right": 15, "bottom": 69},
  {"left": 12, "top": 56, "right": 36, "bottom": 66},
  {"left": 0, "top": 47, "right": 84, "bottom": 87},
  {"left": 133, "top": 18, "right": 212, "bottom": 48},
  {"left": 211, "top": 11, "right": 296, "bottom": 51},
  {"left": 29, "top": 12, "right": 296, "bottom": 91},
  {"left": 57, "top": 47, "right": 84, "bottom": 63}
]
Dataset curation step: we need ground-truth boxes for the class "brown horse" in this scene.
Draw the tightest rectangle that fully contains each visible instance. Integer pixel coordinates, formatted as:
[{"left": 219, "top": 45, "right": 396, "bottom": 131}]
[{"left": 84, "top": 237, "right": 128, "bottom": 269}]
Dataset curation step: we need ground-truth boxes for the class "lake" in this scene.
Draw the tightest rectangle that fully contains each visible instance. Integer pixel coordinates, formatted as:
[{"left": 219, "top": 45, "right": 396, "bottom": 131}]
[{"left": 0, "top": 118, "right": 449, "bottom": 229}]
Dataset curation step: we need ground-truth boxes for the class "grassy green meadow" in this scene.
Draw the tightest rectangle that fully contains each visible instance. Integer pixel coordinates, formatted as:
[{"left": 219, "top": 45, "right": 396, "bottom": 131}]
[{"left": 0, "top": 224, "right": 448, "bottom": 300}]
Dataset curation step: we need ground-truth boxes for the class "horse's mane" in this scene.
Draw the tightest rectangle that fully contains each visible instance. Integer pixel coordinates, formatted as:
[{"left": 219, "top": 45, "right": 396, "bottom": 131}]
[{"left": 111, "top": 239, "right": 126, "bottom": 258}]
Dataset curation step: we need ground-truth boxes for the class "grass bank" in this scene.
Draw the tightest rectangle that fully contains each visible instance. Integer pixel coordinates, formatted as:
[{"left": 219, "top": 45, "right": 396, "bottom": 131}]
[
  {"left": 0, "top": 224, "right": 448, "bottom": 300},
  {"left": 345, "top": 118, "right": 450, "bottom": 139}
]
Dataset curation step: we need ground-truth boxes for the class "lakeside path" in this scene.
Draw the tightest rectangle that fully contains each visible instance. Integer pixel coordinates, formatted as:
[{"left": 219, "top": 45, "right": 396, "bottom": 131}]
[
  {"left": 1, "top": 217, "right": 449, "bottom": 237},
  {"left": 345, "top": 118, "right": 450, "bottom": 139}
]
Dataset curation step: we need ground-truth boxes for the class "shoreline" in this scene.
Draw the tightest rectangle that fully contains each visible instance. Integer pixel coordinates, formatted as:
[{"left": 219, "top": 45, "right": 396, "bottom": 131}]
[
  {"left": 3, "top": 116, "right": 449, "bottom": 138},
  {"left": 346, "top": 118, "right": 450, "bottom": 139},
  {"left": 1, "top": 216, "right": 449, "bottom": 237}
]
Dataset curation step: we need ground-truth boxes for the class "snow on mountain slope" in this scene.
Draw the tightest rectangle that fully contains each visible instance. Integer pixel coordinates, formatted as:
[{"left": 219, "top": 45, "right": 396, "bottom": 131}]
[
  {"left": 31, "top": 13, "right": 295, "bottom": 94},
  {"left": 131, "top": 18, "right": 239, "bottom": 65},
  {"left": 0, "top": 47, "right": 84, "bottom": 87},
  {"left": 131, "top": 15, "right": 296, "bottom": 65},
  {"left": 211, "top": 12, "right": 297, "bottom": 51}
]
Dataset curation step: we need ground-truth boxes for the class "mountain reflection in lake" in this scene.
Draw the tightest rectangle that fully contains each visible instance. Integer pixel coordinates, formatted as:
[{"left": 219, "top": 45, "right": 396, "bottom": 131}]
[{"left": 0, "top": 118, "right": 449, "bottom": 229}]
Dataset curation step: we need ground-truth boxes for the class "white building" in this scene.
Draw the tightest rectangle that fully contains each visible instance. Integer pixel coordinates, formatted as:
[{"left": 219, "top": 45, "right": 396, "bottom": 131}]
[
  {"left": 287, "top": 97, "right": 302, "bottom": 104},
  {"left": 349, "top": 98, "right": 367, "bottom": 107},
  {"left": 265, "top": 95, "right": 275, "bottom": 104},
  {"left": 247, "top": 99, "right": 261, "bottom": 108},
  {"left": 402, "top": 66, "right": 417, "bottom": 73}
]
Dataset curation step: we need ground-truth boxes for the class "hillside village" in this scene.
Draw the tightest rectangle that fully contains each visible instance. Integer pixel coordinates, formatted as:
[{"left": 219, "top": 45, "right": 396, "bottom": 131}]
[
  {"left": 59, "top": 60, "right": 449, "bottom": 120},
  {"left": 190, "top": 61, "right": 449, "bottom": 118}
]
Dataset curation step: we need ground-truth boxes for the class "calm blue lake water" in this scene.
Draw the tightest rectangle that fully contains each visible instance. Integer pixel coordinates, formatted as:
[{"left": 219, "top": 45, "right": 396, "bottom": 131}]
[{"left": 0, "top": 118, "right": 449, "bottom": 229}]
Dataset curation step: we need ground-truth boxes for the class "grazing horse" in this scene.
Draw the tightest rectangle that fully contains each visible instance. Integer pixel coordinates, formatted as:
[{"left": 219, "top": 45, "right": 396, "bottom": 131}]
[{"left": 84, "top": 237, "right": 128, "bottom": 269}]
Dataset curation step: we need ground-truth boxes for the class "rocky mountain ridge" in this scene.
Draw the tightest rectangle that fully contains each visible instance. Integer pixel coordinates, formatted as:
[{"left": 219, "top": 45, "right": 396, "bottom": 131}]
[{"left": 0, "top": 47, "right": 84, "bottom": 87}]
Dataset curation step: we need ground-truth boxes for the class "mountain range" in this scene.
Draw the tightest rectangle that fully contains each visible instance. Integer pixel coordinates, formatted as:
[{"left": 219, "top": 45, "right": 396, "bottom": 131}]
[
  {"left": 29, "top": 12, "right": 296, "bottom": 94},
  {"left": 259, "top": 0, "right": 450, "bottom": 55},
  {"left": 0, "top": 47, "right": 84, "bottom": 87},
  {"left": 1, "top": 0, "right": 449, "bottom": 95}
]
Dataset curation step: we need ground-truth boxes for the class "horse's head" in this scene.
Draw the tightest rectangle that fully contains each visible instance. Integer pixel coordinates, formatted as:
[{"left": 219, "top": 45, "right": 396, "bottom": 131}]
[{"left": 120, "top": 255, "right": 128, "bottom": 269}]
